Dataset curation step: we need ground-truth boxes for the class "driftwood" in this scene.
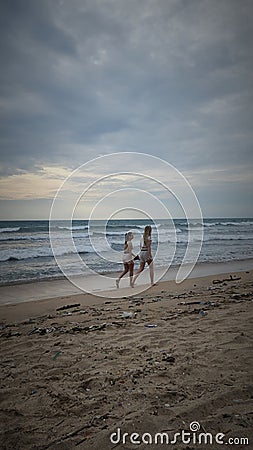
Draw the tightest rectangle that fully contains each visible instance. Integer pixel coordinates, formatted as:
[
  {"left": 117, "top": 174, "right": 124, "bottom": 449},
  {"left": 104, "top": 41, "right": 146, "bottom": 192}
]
[
  {"left": 213, "top": 275, "right": 241, "bottom": 284},
  {"left": 56, "top": 303, "right": 80, "bottom": 311}
]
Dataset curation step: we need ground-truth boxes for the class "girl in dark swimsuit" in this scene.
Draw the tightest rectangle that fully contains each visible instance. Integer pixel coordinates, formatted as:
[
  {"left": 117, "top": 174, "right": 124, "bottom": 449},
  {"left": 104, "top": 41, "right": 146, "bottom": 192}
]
[{"left": 132, "top": 225, "right": 154, "bottom": 286}]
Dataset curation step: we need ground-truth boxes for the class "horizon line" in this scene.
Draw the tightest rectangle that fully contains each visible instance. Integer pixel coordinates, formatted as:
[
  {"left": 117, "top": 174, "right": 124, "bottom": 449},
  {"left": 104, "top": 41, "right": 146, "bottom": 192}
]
[{"left": 0, "top": 217, "right": 253, "bottom": 222}]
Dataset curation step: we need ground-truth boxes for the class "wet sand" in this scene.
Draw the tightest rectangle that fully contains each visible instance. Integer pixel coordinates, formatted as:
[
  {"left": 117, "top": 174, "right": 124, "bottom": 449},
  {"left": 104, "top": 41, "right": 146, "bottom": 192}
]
[
  {"left": 1, "top": 258, "right": 253, "bottom": 305},
  {"left": 0, "top": 269, "right": 252, "bottom": 449}
]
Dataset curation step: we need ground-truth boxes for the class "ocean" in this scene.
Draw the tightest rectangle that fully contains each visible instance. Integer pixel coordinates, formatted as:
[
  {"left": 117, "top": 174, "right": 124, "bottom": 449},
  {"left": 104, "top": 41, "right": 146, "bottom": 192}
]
[{"left": 0, "top": 218, "right": 253, "bottom": 286}]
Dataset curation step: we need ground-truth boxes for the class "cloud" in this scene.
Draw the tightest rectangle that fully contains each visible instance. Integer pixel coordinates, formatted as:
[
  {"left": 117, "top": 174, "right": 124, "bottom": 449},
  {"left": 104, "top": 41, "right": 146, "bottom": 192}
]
[{"left": 0, "top": 0, "right": 252, "bottom": 217}]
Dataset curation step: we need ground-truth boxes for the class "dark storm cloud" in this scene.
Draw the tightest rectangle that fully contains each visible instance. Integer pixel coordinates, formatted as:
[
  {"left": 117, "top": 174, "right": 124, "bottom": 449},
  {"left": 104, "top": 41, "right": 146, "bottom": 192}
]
[{"left": 0, "top": 0, "right": 253, "bottom": 178}]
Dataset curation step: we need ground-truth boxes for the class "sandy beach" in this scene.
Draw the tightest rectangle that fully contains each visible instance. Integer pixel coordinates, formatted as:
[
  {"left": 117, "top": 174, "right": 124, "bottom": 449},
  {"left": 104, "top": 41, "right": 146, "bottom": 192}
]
[{"left": 0, "top": 268, "right": 252, "bottom": 449}]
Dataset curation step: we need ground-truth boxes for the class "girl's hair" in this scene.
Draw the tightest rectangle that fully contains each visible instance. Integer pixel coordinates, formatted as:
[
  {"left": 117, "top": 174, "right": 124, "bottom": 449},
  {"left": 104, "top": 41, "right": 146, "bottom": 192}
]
[{"left": 143, "top": 225, "right": 152, "bottom": 246}]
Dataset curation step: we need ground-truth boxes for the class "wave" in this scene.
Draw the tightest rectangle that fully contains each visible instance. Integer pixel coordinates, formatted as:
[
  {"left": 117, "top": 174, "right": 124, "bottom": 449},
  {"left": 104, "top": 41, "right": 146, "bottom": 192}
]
[
  {"left": 0, "top": 227, "right": 21, "bottom": 233},
  {"left": 203, "top": 221, "right": 253, "bottom": 227},
  {"left": 203, "top": 222, "right": 219, "bottom": 227},
  {"left": 169, "top": 235, "right": 253, "bottom": 244},
  {"left": 0, "top": 234, "right": 50, "bottom": 242},
  {"left": 0, "top": 232, "right": 93, "bottom": 242},
  {"left": 58, "top": 225, "right": 89, "bottom": 231},
  {"left": 57, "top": 224, "right": 147, "bottom": 233},
  {"left": 219, "top": 221, "right": 253, "bottom": 226},
  {"left": 0, "top": 224, "right": 91, "bottom": 234},
  {"left": 0, "top": 240, "right": 115, "bottom": 262},
  {"left": 1, "top": 225, "right": 50, "bottom": 233},
  {"left": 91, "top": 229, "right": 156, "bottom": 238},
  {"left": 0, "top": 249, "right": 81, "bottom": 263},
  {"left": 161, "top": 222, "right": 204, "bottom": 230},
  {"left": 204, "top": 236, "right": 253, "bottom": 242},
  {"left": 94, "top": 230, "right": 125, "bottom": 236},
  {"left": 181, "top": 222, "right": 215, "bottom": 229},
  {"left": 5, "top": 256, "right": 20, "bottom": 261},
  {"left": 1, "top": 251, "right": 90, "bottom": 262},
  {"left": 175, "top": 221, "right": 253, "bottom": 228},
  {"left": 0, "top": 236, "right": 34, "bottom": 242},
  {"left": 104, "top": 223, "right": 148, "bottom": 229}
]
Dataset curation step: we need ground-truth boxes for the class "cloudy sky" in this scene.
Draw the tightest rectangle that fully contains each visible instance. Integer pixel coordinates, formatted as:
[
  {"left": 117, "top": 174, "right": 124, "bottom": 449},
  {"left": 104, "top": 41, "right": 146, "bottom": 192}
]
[{"left": 0, "top": 0, "right": 252, "bottom": 219}]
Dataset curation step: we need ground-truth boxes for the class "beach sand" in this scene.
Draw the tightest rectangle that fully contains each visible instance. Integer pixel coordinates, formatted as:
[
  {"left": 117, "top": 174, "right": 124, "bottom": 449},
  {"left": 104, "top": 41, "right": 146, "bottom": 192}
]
[{"left": 0, "top": 269, "right": 252, "bottom": 449}]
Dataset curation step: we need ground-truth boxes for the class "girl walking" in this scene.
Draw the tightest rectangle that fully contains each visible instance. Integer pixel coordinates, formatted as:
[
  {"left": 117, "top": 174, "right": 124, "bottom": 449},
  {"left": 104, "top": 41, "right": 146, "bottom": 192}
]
[
  {"left": 132, "top": 225, "right": 154, "bottom": 286},
  {"left": 116, "top": 231, "right": 136, "bottom": 288}
]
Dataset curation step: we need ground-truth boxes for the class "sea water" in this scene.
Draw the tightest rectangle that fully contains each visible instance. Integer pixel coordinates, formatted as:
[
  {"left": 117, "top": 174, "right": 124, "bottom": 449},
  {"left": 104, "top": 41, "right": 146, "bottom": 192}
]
[{"left": 0, "top": 218, "right": 253, "bottom": 285}]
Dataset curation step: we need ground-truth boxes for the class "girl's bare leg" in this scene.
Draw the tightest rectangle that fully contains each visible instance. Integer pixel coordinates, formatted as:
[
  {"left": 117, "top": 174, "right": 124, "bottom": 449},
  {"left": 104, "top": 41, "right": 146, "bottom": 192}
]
[
  {"left": 132, "top": 262, "right": 145, "bottom": 285},
  {"left": 148, "top": 261, "right": 154, "bottom": 285},
  {"left": 129, "top": 262, "right": 134, "bottom": 287},
  {"left": 116, "top": 264, "right": 129, "bottom": 288}
]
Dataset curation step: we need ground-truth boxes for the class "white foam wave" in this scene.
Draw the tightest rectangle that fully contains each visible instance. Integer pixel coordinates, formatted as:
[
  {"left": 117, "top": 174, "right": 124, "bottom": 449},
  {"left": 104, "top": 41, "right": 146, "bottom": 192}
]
[
  {"left": 203, "top": 221, "right": 253, "bottom": 227},
  {"left": 0, "top": 227, "right": 21, "bottom": 233},
  {"left": 168, "top": 235, "right": 253, "bottom": 244},
  {"left": 220, "top": 221, "right": 253, "bottom": 226},
  {"left": 0, "top": 238, "right": 114, "bottom": 262},
  {"left": 204, "top": 222, "right": 219, "bottom": 227},
  {"left": 100, "top": 231, "right": 125, "bottom": 236},
  {"left": 0, "top": 232, "right": 93, "bottom": 242},
  {"left": 58, "top": 225, "right": 88, "bottom": 231}
]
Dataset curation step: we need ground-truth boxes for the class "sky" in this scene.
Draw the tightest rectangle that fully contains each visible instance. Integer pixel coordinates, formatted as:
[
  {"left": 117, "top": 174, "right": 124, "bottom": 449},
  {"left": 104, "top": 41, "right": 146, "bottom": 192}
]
[{"left": 0, "top": 0, "right": 253, "bottom": 220}]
